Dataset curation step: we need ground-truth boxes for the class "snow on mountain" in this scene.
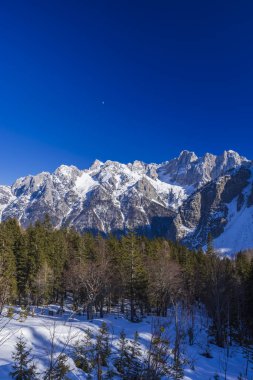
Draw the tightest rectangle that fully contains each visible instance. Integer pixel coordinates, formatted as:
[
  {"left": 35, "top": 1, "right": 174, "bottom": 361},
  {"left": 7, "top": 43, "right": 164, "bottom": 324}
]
[
  {"left": 74, "top": 172, "right": 98, "bottom": 197},
  {"left": 174, "top": 164, "right": 253, "bottom": 253},
  {"left": 0, "top": 150, "right": 252, "bottom": 253},
  {"left": 157, "top": 149, "right": 248, "bottom": 188},
  {"left": 213, "top": 170, "right": 253, "bottom": 254}
]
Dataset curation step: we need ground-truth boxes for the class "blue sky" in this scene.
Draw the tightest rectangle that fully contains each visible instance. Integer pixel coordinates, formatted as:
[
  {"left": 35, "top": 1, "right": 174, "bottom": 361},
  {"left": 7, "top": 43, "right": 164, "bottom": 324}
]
[{"left": 0, "top": 0, "right": 253, "bottom": 184}]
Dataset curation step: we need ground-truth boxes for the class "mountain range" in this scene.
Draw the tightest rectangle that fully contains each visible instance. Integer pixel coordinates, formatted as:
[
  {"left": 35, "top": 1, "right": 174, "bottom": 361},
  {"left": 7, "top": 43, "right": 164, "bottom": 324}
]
[{"left": 1, "top": 150, "right": 252, "bottom": 254}]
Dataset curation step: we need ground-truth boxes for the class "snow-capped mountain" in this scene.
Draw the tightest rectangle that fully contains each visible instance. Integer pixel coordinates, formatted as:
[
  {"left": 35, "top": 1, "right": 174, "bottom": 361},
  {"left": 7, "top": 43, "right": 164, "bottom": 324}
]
[
  {"left": 0, "top": 150, "right": 252, "bottom": 253},
  {"left": 172, "top": 164, "right": 253, "bottom": 251}
]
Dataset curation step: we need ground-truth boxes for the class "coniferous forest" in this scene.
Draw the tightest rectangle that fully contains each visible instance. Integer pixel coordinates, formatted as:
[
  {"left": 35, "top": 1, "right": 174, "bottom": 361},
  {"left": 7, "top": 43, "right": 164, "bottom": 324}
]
[{"left": 0, "top": 217, "right": 253, "bottom": 378}]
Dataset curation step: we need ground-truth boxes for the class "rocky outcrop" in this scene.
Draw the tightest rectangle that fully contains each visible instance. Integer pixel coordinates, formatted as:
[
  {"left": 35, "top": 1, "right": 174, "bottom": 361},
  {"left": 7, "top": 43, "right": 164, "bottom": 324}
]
[
  {"left": 173, "top": 166, "right": 252, "bottom": 248},
  {"left": 158, "top": 150, "right": 248, "bottom": 188}
]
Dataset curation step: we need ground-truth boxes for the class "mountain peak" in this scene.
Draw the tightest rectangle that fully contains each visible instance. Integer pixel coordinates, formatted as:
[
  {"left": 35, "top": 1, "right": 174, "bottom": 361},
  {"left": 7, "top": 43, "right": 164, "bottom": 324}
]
[
  {"left": 217, "top": 150, "right": 249, "bottom": 168},
  {"left": 90, "top": 159, "right": 104, "bottom": 170},
  {"left": 54, "top": 164, "right": 79, "bottom": 177},
  {"left": 0, "top": 150, "right": 252, "bottom": 254},
  {"left": 178, "top": 150, "right": 198, "bottom": 163}
]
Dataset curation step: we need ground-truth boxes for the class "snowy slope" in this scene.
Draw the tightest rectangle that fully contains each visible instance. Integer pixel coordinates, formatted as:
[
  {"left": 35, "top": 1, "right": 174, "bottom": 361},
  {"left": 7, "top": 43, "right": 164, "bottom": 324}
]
[
  {"left": 0, "top": 307, "right": 251, "bottom": 379},
  {"left": 214, "top": 177, "right": 253, "bottom": 254}
]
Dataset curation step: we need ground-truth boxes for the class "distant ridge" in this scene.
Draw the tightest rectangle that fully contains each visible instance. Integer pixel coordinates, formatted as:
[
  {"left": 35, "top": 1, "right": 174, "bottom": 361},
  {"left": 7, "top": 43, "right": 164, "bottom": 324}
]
[{"left": 0, "top": 150, "right": 252, "bottom": 254}]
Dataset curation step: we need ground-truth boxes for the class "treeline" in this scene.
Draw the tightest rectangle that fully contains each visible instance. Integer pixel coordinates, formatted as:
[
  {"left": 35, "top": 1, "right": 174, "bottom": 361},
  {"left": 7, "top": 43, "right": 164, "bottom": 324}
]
[{"left": 0, "top": 218, "right": 253, "bottom": 347}]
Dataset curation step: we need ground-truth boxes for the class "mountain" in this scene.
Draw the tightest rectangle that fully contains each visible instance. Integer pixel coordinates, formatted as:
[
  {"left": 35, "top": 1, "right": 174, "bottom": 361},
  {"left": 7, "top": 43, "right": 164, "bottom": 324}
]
[{"left": 0, "top": 150, "right": 252, "bottom": 253}]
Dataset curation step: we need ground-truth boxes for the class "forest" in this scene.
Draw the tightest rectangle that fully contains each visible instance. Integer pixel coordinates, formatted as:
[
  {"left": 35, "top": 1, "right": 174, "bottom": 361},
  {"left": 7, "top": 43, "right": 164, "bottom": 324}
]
[{"left": 0, "top": 217, "right": 253, "bottom": 379}]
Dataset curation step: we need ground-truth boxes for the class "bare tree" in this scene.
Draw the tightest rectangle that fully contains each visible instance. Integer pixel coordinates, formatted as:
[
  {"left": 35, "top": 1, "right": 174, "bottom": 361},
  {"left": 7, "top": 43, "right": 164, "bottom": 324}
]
[
  {"left": 147, "top": 257, "right": 183, "bottom": 317},
  {"left": 43, "top": 322, "right": 79, "bottom": 380},
  {"left": 33, "top": 262, "right": 53, "bottom": 306},
  {"left": 82, "top": 256, "right": 110, "bottom": 320}
]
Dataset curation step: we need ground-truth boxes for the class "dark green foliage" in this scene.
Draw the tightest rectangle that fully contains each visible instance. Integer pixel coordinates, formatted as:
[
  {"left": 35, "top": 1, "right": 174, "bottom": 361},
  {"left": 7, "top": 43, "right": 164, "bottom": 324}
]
[
  {"left": 114, "top": 330, "right": 142, "bottom": 379},
  {"left": 114, "top": 330, "right": 130, "bottom": 377},
  {"left": 120, "top": 233, "right": 148, "bottom": 321},
  {"left": 14, "top": 234, "right": 29, "bottom": 303},
  {"left": 74, "top": 323, "right": 112, "bottom": 377},
  {"left": 10, "top": 334, "right": 38, "bottom": 380},
  {"left": 144, "top": 324, "right": 171, "bottom": 380},
  {"left": 0, "top": 217, "right": 251, "bottom": 347},
  {"left": 74, "top": 328, "right": 95, "bottom": 373},
  {"left": 48, "top": 353, "right": 70, "bottom": 380},
  {"left": 0, "top": 223, "right": 17, "bottom": 309},
  {"left": 95, "top": 322, "right": 111, "bottom": 367}
]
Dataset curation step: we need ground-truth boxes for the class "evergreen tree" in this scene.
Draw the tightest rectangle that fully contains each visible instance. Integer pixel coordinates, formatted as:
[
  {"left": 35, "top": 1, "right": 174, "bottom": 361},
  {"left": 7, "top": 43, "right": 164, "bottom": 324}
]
[
  {"left": 48, "top": 230, "right": 68, "bottom": 303},
  {"left": 114, "top": 330, "right": 130, "bottom": 378},
  {"left": 144, "top": 324, "right": 171, "bottom": 379},
  {"left": 14, "top": 234, "right": 29, "bottom": 304},
  {"left": 74, "top": 328, "right": 95, "bottom": 374},
  {"left": 10, "top": 334, "right": 37, "bottom": 380},
  {"left": 0, "top": 226, "right": 17, "bottom": 310},
  {"left": 120, "top": 233, "right": 148, "bottom": 321},
  {"left": 95, "top": 322, "right": 111, "bottom": 367},
  {"left": 128, "top": 331, "right": 142, "bottom": 378},
  {"left": 47, "top": 353, "right": 69, "bottom": 380}
]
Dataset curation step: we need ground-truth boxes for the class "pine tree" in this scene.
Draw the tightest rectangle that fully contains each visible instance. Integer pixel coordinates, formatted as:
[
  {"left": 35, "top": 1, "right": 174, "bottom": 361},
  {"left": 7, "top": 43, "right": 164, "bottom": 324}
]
[
  {"left": 144, "top": 324, "right": 171, "bottom": 379},
  {"left": 10, "top": 334, "right": 37, "bottom": 380},
  {"left": 120, "top": 233, "right": 148, "bottom": 321},
  {"left": 48, "top": 230, "right": 68, "bottom": 303},
  {"left": 128, "top": 331, "right": 142, "bottom": 379},
  {"left": 14, "top": 234, "right": 29, "bottom": 304},
  {"left": 49, "top": 353, "right": 69, "bottom": 380},
  {"left": 74, "top": 328, "right": 95, "bottom": 374},
  {"left": 114, "top": 330, "right": 130, "bottom": 377},
  {"left": 95, "top": 322, "right": 111, "bottom": 367},
  {"left": 0, "top": 227, "right": 17, "bottom": 311}
]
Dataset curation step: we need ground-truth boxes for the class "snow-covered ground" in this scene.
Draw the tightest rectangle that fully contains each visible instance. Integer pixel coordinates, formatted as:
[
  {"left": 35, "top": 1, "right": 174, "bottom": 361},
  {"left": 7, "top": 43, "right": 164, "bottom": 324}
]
[
  {"left": 214, "top": 183, "right": 253, "bottom": 255},
  {"left": 0, "top": 306, "right": 251, "bottom": 379}
]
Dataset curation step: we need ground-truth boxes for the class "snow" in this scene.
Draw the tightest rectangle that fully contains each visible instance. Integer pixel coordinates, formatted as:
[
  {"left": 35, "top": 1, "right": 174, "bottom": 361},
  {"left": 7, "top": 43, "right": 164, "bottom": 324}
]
[
  {"left": 87, "top": 159, "right": 192, "bottom": 210},
  {"left": 89, "top": 159, "right": 104, "bottom": 170},
  {"left": 74, "top": 173, "right": 98, "bottom": 197},
  {"left": 214, "top": 186, "right": 253, "bottom": 255},
  {"left": 55, "top": 165, "right": 78, "bottom": 177},
  {"left": 0, "top": 307, "right": 251, "bottom": 379},
  {"left": 147, "top": 177, "right": 193, "bottom": 208},
  {"left": 0, "top": 153, "right": 253, "bottom": 253}
]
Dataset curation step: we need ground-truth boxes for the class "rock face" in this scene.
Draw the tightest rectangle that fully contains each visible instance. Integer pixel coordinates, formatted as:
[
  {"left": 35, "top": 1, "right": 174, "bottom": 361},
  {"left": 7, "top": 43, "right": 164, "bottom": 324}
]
[
  {"left": 173, "top": 165, "right": 252, "bottom": 248},
  {"left": 158, "top": 150, "right": 247, "bottom": 188},
  {"left": 0, "top": 150, "right": 252, "bottom": 253}
]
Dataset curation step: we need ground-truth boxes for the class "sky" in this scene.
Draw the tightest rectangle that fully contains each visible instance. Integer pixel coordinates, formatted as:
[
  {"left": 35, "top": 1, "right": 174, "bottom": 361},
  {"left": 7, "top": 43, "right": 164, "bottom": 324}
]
[{"left": 0, "top": 0, "right": 253, "bottom": 184}]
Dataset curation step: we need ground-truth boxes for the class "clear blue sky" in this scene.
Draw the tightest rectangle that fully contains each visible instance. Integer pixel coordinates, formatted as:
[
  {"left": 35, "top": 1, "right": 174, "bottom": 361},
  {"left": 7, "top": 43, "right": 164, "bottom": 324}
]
[{"left": 0, "top": 1, "right": 253, "bottom": 184}]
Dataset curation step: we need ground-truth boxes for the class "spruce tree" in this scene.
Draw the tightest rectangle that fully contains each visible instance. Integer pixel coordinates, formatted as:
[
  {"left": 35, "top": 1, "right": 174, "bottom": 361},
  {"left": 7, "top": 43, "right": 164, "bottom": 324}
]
[
  {"left": 15, "top": 234, "right": 29, "bottom": 304},
  {"left": 120, "top": 233, "right": 148, "bottom": 321},
  {"left": 0, "top": 227, "right": 17, "bottom": 310},
  {"left": 145, "top": 325, "right": 171, "bottom": 379},
  {"left": 74, "top": 328, "right": 95, "bottom": 374},
  {"left": 48, "top": 353, "right": 69, "bottom": 380},
  {"left": 10, "top": 334, "right": 37, "bottom": 380},
  {"left": 95, "top": 322, "right": 111, "bottom": 367},
  {"left": 128, "top": 331, "right": 142, "bottom": 378},
  {"left": 114, "top": 330, "right": 130, "bottom": 377}
]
